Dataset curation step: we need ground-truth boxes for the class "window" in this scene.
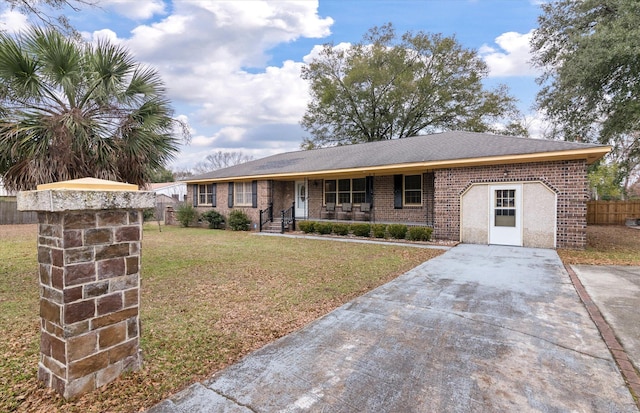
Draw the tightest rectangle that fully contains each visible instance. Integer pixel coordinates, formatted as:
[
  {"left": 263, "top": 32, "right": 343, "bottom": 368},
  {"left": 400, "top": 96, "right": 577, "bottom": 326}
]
[
  {"left": 404, "top": 175, "right": 422, "bottom": 206},
  {"left": 352, "top": 178, "right": 366, "bottom": 204},
  {"left": 198, "top": 184, "right": 214, "bottom": 205},
  {"left": 494, "top": 189, "right": 516, "bottom": 227},
  {"left": 324, "top": 180, "right": 336, "bottom": 204},
  {"left": 338, "top": 179, "right": 351, "bottom": 204},
  {"left": 234, "top": 182, "right": 253, "bottom": 206},
  {"left": 324, "top": 178, "right": 367, "bottom": 205}
]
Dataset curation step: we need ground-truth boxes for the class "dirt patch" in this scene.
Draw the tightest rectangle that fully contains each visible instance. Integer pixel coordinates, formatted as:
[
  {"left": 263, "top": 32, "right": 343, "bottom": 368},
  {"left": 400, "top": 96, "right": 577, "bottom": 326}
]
[{"left": 0, "top": 223, "right": 36, "bottom": 239}]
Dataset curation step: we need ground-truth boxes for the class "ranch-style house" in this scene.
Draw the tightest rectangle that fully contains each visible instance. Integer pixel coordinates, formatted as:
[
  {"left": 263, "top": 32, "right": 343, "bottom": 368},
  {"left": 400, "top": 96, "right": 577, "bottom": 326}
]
[{"left": 184, "top": 131, "right": 610, "bottom": 249}]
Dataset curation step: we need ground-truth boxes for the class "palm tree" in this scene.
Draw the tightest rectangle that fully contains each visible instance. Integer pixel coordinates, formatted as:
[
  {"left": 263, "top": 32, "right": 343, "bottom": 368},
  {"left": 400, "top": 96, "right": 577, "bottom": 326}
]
[{"left": 0, "top": 27, "right": 186, "bottom": 191}]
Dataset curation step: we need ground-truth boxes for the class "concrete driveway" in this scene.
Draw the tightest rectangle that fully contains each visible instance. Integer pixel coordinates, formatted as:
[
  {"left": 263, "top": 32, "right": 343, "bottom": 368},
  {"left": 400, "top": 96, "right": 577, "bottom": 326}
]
[{"left": 148, "top": 245, "right": 637, "bottom": 412}]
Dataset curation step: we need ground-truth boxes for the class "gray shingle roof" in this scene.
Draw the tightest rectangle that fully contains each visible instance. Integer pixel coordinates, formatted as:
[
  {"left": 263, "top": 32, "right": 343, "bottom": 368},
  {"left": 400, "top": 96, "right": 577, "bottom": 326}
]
[{"left": 187, "top": 131, "right": 609, "bottom": 182}]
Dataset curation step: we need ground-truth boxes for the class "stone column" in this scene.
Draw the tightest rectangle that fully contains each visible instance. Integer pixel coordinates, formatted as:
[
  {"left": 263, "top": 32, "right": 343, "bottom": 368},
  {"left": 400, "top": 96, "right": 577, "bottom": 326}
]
[{"left": 17, "top": 178, "right": 155, "bottom": 399}]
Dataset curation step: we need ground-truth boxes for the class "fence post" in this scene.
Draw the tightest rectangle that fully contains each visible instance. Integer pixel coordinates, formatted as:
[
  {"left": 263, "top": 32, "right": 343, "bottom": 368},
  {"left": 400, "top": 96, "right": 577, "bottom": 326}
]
[{"left": 17, "top": 178, "right": 155, "bottom": 399}]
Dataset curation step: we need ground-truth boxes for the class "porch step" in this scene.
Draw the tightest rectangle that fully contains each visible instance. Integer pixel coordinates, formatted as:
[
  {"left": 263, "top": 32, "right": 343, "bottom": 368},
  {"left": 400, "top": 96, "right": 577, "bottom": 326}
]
[{"left": 261, "top": 219, "right": 291, "bottom": 233}]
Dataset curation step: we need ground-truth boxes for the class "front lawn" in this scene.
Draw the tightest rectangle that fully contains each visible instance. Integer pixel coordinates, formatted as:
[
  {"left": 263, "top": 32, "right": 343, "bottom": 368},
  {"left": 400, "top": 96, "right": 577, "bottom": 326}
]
[{"left": 0, "top": 224, "right": 443, "bottom": 412}]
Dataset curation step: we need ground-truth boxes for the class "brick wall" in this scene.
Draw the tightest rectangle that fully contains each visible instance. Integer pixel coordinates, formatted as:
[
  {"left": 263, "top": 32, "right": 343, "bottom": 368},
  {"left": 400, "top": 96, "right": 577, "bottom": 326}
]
[
  {"left": 371, "top": 174, "right": 435, "bottom": 224},
  {"left": 433, "top": 160, "right": 588, "bottom": 249},
  {"left": 187, "top": 160, "right": 588, "bottom": 249},
  {"left": 188, "top": 181, "right": 273, "bottom": 228}
]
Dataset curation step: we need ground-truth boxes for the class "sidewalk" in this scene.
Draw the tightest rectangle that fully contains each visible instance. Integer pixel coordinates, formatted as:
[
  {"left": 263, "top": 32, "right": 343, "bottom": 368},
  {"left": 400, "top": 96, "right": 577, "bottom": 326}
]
[{"left": 570, "top": 265, "right": 640, "bottom": 400}]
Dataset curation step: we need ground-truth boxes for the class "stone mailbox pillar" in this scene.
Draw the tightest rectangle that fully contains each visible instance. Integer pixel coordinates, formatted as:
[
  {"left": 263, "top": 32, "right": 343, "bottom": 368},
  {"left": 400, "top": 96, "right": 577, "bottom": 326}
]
[{"left": 17, "top": 178, "right": 155, "bottom": 399}]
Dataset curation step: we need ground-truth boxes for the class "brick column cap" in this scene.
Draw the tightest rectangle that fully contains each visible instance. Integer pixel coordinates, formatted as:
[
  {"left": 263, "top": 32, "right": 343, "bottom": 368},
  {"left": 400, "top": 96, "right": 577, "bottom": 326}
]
[
  {"left": 37, "top": 178, "right": 138, "bottom": 191},
  {"left": 17, "top": 178, "right": 155, "bottom": 212}
]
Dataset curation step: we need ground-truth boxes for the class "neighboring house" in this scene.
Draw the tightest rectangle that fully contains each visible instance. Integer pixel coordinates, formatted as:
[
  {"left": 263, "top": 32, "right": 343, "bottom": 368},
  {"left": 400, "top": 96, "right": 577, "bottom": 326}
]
[
  {"left": 184, "top": 131, "right": 610, "bottom": 249},
  {"left": 146, "top": 182, "right": 188, "bottom": 202}
]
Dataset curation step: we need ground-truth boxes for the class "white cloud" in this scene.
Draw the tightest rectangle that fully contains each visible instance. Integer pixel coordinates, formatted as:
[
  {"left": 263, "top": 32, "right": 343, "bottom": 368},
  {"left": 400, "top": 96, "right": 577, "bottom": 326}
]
[
  {"left": 0, "top": 9, "right": 29, "bottom": 32},
  {"left": 92, "top": 0, "right": 332, "bottom": 129},
  {"left": 192, "top": 126, "right": 248, "bottom": 147},
  {"left": 101, "top": 0, "right": 166, "bottom": 20},
  {"left": 303, "top": 42, "right": 352, "bottom": 64},
  {"left": 480, "top": 30, "right": 541, "bottom": 77},
  {"left": 85, "top": 28, "right": 121, "bottom": 44}
]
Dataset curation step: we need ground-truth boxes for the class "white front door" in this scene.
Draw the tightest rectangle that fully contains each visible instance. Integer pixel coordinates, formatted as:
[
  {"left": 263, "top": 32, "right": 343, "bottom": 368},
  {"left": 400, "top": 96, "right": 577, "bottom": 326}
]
[
  {"left": 295, "top": 180, "right": 307, "bottom": 218},
  {"left": 489, "top": 184, "right": 522, "bottom": 246}
]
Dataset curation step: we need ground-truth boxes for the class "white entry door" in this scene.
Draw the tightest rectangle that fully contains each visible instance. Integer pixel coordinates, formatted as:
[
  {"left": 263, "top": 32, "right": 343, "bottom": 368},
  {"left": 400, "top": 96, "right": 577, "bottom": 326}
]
[
  {"left": 295, "top": 180, "right": 307, "bottom": 218},
  {"left": 489, "top": 184, "right": 522, "bottom": 246}
]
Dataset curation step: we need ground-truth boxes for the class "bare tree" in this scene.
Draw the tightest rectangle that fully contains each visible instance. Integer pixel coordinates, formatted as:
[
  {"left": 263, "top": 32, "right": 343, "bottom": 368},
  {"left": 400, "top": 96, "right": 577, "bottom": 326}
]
[
  {"left": 1, "top": 0, "right": 97, "bottom": 34},
  {"left": 193, "top": 151, "right": 254, "bottom": 174}
]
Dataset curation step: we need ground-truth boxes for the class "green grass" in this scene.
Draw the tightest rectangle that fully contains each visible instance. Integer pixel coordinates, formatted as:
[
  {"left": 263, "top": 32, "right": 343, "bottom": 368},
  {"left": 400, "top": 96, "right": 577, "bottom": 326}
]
[{"left": 0, "top": 224, "right": 442, "bottom": 412}]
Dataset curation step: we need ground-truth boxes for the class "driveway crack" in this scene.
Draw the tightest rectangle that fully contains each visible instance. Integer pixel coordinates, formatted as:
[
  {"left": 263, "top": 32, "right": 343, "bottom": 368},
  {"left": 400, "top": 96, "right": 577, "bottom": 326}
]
[
  {"left": 441, "top": 308, "right": 611, "bottom": 361},
  {"left": 210, "top": 388, "right": 259, "bottom": 413}
]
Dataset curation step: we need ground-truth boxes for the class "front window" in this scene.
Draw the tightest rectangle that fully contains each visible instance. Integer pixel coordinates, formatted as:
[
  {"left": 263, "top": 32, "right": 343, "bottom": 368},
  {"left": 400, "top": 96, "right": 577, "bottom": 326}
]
[
  {"left": 404, "top": 175, "right": 422, "bottom": 206},
  {"left": 324, "top": 178, "right": 366, "bottom": 205},
  {"left": 198, "top": 184, "right": 214, "bottom": 205},
  {"left": 234, "top": 182, "right": 252, "bottom": 206},
  {"left": 324, "top": 180, "right": 337, "bottom": 204}
]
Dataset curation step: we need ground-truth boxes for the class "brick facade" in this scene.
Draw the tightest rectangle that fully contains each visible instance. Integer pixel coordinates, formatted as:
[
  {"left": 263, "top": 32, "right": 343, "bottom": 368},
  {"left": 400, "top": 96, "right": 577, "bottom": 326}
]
[
  {"left": 433, "top": 160, "right": 588, "bottom": 249},
  {"left": 187, "top": 160, "right": 588, "bottom": 249}
]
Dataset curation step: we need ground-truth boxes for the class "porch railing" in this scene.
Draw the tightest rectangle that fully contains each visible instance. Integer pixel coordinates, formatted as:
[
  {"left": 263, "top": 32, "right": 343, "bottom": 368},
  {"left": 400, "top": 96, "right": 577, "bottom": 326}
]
[
  {"left": 259, "top": 202, "right": 273, "bottom": 232},
  {"left": 281, "top": 201, "right": 295, "bottom": 233}
]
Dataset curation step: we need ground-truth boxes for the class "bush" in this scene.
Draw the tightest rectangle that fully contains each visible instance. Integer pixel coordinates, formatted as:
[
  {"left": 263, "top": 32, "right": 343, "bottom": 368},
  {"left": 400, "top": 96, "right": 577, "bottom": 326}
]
[
  {"left": 315, "top": 222, "right": 333, "bottom": 234},
  {"left": 228, "top": 210, "right": 251, "bottom": 231},
  {"left": 143, "top": 208, "right": 156, "bottom": 222},
  {"left": 387, "top": 224, "right": 408, "bottom": 240},
  {"left": 351, "top": 223, "right": 371, "bottom": 237},
  {"left": 407, "top": 226, "right": 433, "bottom": 241},
  {"left": 298, "top": 221, "right": 316, "bottom": 233},
  {"left": 372, "top": 224, "right": 387, "bottom": 238},
  {"left": 176, "top": 203, "right": 199, "bottom": 227},
  {"left": 332, "top": 223, "right": 350, "bottom": 236},
  {"left": 201, "top": 209, "right": 225, "bottom": 229}
]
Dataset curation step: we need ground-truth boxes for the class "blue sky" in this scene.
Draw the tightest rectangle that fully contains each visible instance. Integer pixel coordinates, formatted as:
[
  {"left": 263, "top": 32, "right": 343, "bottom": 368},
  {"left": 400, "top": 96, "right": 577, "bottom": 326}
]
[{"left": 0, "top": 0, "right": 547, "bottom": 172}]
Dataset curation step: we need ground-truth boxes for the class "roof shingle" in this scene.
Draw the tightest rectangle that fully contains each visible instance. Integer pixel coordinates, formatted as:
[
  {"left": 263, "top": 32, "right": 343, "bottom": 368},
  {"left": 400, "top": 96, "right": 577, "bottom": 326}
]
[{"left": 187, "top": 131, "right": 609, "bottom": 182}]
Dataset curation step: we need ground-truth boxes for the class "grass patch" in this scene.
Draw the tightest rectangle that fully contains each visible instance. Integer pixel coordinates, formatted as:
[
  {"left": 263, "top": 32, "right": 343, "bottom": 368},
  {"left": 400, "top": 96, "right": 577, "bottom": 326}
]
[
  {"left": 0, "top": 223, "right": 443, "bottom": 412},
  {"left": 558, "top": 225, "right": 640, "bottom": 265}
]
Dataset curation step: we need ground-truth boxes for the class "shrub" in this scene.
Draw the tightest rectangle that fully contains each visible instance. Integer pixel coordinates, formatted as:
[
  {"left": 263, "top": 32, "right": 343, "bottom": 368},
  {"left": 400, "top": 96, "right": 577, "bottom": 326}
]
[
  {"left": 176, "top": 203, "right": 199, "bottom": 227},
  {"left": 332, "top": 223, "right": 350, "bottom": 236},
  {"left": 387, "top": 224, "right": 408, "bottom": 240},
  {"left": 228, "top": 210, "right": 251, "bottom": 231},
  {"left": 407, "top": 226, "right": 433, "bottom": 241},
  {"left": 201, "top": 209, "right": 225, "bottom": 229},
  {"left": 143, "top": 208, "right": 156, "bottom": 222},
  {"left": 298, "top": 221, "right": 316, "bottom": 233},
  {"left": 315, "top": 222, "right": 333, "bottom": 235},
  {"left": 372, "top": 224, "right": 387, "bottom": 238},
  {"left": 351, "top": 223, "right": 371, "bottom": 237}
]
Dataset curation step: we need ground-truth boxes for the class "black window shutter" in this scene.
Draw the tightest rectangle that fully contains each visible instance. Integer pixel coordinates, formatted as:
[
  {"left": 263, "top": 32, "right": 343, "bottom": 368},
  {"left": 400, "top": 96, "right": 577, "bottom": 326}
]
[
  {"left": 211, "top": 184, "right": 217, "bottom": 207},
  {"left": 193, "top": 184, "right": 198, "bottom": 206},
  {"left": 228, "top": 183, "right": 234, "bottom": 207},
  {"left": 393, "top": 175, "right": 403, "bottom": 209},
  {"left": 365, "top": 176, "right": 373, "bottom": 204},
  {"left": 252, "top": 180, "right": 258, "bottom": 208}
]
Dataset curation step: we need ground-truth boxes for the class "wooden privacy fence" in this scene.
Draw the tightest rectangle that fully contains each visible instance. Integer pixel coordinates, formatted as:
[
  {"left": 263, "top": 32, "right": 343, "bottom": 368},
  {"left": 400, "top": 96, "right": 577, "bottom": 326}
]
[
  {"left": 587, "top": 200, "right": 640, "bottom": 225},
  {"left": 0, "top": 197, "right": 38, "bottom": 225}
]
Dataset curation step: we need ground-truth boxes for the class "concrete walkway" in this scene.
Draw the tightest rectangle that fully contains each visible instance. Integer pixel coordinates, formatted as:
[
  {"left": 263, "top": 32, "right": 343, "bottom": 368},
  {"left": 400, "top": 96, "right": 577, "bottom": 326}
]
[
  {"left": 570, "top": 264, "right": 640, "bottom": 399},
  {"left": 148, "top": 245, "right": 637, "bottom": 412}
]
